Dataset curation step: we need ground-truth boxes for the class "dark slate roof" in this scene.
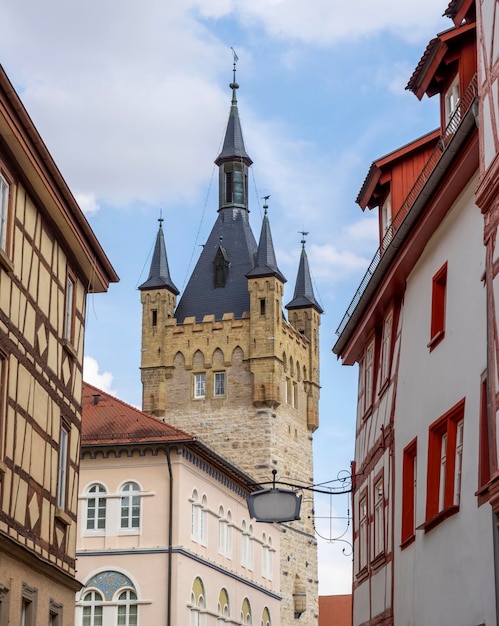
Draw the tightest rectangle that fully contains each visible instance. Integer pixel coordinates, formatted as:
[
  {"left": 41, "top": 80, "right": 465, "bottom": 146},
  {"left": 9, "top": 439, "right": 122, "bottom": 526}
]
[
  {"left": 215, "top": 86, "right": 252, "bottom": 166},
  {"left": 175, "top": 207, "right": 258, "bottom": 322},
  {"left": 81, "top": 382, "right": 193, "bottom": 445},
  {"left": 246, "top": 211, "right": 286, "bottom": 283},
  {"left": 286, "top": 245, "right": 323, "bottom": 313},
  {"left": 138, "top": 222, "right": 179, "bottom": 294}
]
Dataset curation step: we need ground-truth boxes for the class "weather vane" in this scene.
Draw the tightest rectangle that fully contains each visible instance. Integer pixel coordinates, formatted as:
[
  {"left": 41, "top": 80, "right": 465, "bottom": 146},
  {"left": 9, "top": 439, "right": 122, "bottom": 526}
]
[{"left": 299, "top": 230, "right": 309, "bottom": 246}]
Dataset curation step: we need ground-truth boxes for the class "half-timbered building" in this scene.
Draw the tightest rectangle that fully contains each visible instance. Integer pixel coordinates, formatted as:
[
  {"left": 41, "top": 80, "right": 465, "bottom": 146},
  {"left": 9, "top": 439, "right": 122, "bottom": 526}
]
[
  {"left": 0, "top": 65, "right": 117, "bottom": 626},
  {"left": 334, "top": 2, "right": 497, "bottom": 624}
]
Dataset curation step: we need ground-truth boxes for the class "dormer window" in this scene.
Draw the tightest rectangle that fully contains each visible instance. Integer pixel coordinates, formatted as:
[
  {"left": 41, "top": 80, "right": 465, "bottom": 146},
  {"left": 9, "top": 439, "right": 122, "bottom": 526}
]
[
  {"left": 445, "top": 74, "right": 460, "bottom": 126},
  {"left": 381, "top": 193, "right": 392, "bottom": 240}
]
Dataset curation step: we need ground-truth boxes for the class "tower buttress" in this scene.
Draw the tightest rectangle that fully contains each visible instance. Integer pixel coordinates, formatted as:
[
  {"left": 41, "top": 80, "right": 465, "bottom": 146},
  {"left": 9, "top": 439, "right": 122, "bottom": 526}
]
[
  {"left": 139, "top": 219, "right": 179, "bottom": 416},
  {"left": 286, "top": 236, "right": 323, "bottom": 431},
  {"left": 246, "top": 201, "right": 286, "bottom": 407}
]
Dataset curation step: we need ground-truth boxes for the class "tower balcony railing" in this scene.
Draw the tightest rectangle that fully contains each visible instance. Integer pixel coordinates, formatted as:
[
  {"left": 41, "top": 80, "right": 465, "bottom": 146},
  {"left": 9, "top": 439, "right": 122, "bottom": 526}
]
[{"left": 335, "top": 73, "right": 478, "bottom": 339}]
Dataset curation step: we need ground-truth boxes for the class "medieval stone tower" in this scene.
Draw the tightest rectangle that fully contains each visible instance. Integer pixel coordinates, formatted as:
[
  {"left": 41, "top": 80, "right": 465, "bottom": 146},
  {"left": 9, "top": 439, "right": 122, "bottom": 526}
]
[{"left": 139, "top": 69, "right": 322, "bottom": 625}]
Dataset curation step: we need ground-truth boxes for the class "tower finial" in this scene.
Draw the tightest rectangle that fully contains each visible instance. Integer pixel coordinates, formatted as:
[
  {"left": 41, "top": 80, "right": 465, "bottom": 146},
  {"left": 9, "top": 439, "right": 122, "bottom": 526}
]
[
  {"left": 230, "top": 47, "right": 239, "bottom": 105},
  {"left": 299, "top": 230, "right": 309, "bottom": 248},
  {"left": 262, "top": 195, "right": 270, "bottom": 215},
  {"left": 159, "top": 209, "right": 164, "bottom": 227}
]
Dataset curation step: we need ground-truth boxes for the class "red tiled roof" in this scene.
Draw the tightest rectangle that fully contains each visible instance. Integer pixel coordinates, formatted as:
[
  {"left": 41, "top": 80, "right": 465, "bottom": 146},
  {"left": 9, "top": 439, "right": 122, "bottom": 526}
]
[
  {"left": 319, "top": 595, "right": 352, "bottom": 626},
  {"left": 81, "top": 382, "right": 194, "bottom": 445}
]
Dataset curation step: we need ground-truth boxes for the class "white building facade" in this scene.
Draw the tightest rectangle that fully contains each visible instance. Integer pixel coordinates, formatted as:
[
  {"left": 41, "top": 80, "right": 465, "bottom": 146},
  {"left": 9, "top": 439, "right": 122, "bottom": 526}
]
[
  {"left": 334, "top": 1, "right": 498, "bottom": 624},
  {"left": 75, "top": 383, "right": 280, "bottom": 626}
]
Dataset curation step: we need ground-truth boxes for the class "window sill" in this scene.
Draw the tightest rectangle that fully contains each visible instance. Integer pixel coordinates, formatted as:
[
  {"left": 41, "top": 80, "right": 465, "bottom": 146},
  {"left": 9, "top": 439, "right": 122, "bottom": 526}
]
[
  {"left": 427, "top": 330, "right": 445, "bottom": 352},
  {"left": 370, "top": 553, "right": 386, "bottom": 571},
  {"left": 400, "top": 534, "right": 415, "bottom": 550},
  {"left": 355, "top": 566, "right": 369, "bottom": 583},
  {"left": 421, "top": 504, "right": 459, "bottom": 533},
  {"left": 0, "top": 248, "right": 14, "bottom": 273},
  {"left": 55, "top": 508, "right": 72, "bottom": 526},
  {"left": 0, "top": 460, "right": 7, "bottom": 475},
  {"left": 361, "top": 406, "right": 373, "bottom": 422},
  {"left": 62, "top": 340, "right": 77, "bottom": 359},
  {"left": 475, "top": 481, "right": 492, "bottom": 507},
  {"left": 378, "top": 379, "right": 390, "bottom": 398}
]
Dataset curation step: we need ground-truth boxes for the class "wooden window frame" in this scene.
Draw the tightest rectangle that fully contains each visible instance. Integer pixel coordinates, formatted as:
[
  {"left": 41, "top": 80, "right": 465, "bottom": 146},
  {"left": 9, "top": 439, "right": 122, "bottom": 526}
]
[
  {"left": 0, "top": 166, "right": 14, "bottom": 270},
  {"left": 401, "top": 438, "right": 417, "bottom": 547},
  {"left": 424, "top": 399, "right": 465, "bottom": 531},
  {"left": 357, "top": 489, "right": 368, "bottom": 575},
  {"left": 56, "top": 424, "right": 69, "bottom": 511},
  {"left": 428, "top": 262, "right": 447, "bottom": 350},
  {"left": 372, "top": 472, "right": 385, "bottom": 560},
  {"left": 64, "top": 271, "right": 76, "bottom": 346},
  {"left": 478, "top": 373, "right": 491, "bottom": 492},
  {"left": 379, "top": 311, "right": 393, "bottom": 389}
]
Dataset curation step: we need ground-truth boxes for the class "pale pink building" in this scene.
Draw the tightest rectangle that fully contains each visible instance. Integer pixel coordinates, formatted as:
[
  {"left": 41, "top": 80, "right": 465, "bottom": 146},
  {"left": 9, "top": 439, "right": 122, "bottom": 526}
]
[{"left": 75, "top": 383, "right": 280, "bottom": 625}]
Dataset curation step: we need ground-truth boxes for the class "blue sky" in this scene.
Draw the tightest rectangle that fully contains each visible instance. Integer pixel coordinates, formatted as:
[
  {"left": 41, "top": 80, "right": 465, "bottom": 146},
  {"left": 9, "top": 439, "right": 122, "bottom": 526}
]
[{"left": 2, "top": 0, "right": 450, "bottom": 594}]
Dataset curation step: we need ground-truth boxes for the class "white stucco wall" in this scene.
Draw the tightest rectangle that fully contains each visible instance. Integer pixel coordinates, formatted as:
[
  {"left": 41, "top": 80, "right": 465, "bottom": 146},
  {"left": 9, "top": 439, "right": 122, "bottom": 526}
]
[{"left": 394, "top": 176, "right": 496, "bottom": 626}]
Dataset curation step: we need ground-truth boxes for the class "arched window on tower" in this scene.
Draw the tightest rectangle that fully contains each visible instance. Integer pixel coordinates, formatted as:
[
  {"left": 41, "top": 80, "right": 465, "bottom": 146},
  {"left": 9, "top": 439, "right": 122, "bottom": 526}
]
[
  {"left": 117, "top": 589, "right": 137, "bottom": 626},
  {"left": 86, "top": 484, "right": 107, "bottom": 531}
]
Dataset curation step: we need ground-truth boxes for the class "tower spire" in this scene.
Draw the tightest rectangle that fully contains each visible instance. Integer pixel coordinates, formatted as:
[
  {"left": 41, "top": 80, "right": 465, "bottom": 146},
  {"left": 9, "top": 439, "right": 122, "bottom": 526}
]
[
  {"left": 215, "top": 52, "right": 252, "bottom": 169},
  {"left": 138, "top": 217, "right": 179, "bottom": 294},
  {"left": 285, "top": 233, "right": 323, "bottom": 313},
  {"left": 247, "top": 196, "right": 286, "bottom": 283}
]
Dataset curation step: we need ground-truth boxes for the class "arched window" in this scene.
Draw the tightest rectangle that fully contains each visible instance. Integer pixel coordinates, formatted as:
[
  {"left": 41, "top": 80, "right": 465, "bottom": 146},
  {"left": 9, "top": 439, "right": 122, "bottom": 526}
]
[
  {"left": 120, "top": 482, "right": 141, "bottom": 529},
  {"left": 247, "top": 524, "right": 254, "bottom": 570},
  {"left": 117, "top": 589, "right": 137, "bottom": 626},
  {"left": 261, "top": 607, "right": 271, "bottom": 626},
  {"left": 217, "top": 588, "right": 230, "bottom": 625},
  {"left": 261, "top": 534, "right": 273, "bottom": 580},
  {"left": 218, "top": 507, "right": 232, "bottom": 557},
  {"left": 81, "top": 590, "right": 103, "bottom": 626},
  {"left": 191, "top": 491, "right": 208, "bottom": 545},
  {"left": 86, "top": 484, "right": 106, "bottom": 531},
  {"left": 240, "top": 598, "right": 252, "bottom": 625},
  {"left": 190, "top": 577, "right": 206, "bottom": 626}
]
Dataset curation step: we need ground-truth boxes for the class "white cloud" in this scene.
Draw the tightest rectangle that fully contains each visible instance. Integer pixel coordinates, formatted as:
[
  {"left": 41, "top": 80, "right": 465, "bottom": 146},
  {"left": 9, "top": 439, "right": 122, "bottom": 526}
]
[
  {"left": 75, "top": 193, "right": 100, "bottom": 216},
  {"left": 344, "top": 216, "right": 379, "bottom": 243},
  {"left": 308, "top": 242, "right": 370, "bottom": 280},
  {"left": 233, "top": 0, "right": 447, "bottom": 46},
  {"left": 83, "top": 356, "right": 116, "bottom": 395}
]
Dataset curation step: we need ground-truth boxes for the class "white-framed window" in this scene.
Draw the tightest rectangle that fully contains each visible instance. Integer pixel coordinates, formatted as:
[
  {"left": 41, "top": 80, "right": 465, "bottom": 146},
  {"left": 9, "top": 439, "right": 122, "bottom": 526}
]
[
  {"left": 241, "top": 522, "right": 253, "bottom": 569},
  {"left": 120, "top": 482, "right": 141, "bottom": 529},
  {"left": 380, "top": 312, "right": 392, "bottom": 384},
  {"left": 445, "top": 74, "right": 460, "bottom": 125},
  {"left": 191, "top": 490, "right": 208, "bottom": 545},
  {"left": 261, "top": 534, "right": 273, "bottom": 580},
  {"left": 64, "top": 273, "right": 76, "bottom": 343},
  {"left": 358, "top": 493, "right": 368, "bottom": 571},
  {"left": 0, "top": 175, "right": 8, "bottom": 252},
  {"left": 214, "top": 372, "right": 225, "bottom": 397},
  {"left": 373, "top": 478, "right": 384, "bottom": 557},
  {"left": 381, "top": 193, "right": 392, "bottom": 238},
  {"left": 81, "top": 590, "right": 103, "bottom": 626},
  {"left": 86, "top": 484, "right": 107, "bottom": 531},
  {"left": 57, "top": 425, "right": 69, "bottom": 510},
  {"left": 454, "top": 419, "right": 464, "bottom": 506},
  {"left": 218, "top": 507, "right": 232, "bottom": 557},
  {"left": 117, "top": 590, "right": 137, "bottom": 626},
  {"left": 194, "top": 373, "right": 206, "bottom": 399},
  {"left": 358, "top": 338, "right": 375, "bottom": 416}
]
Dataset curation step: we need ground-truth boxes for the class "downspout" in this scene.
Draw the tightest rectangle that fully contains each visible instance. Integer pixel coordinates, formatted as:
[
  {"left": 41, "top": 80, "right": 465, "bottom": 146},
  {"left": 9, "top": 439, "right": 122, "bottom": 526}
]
[{"left": 166, "top": 446, "right": 173, "bottom": 626}]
